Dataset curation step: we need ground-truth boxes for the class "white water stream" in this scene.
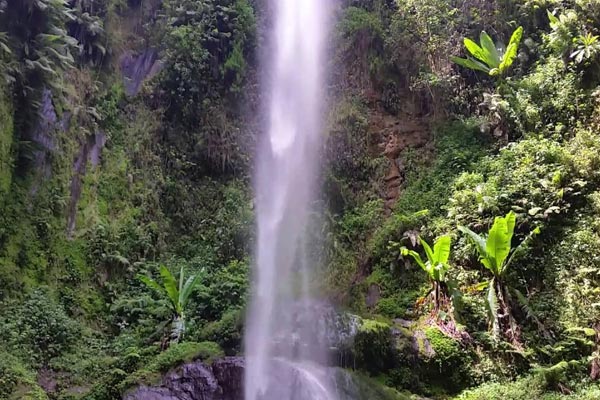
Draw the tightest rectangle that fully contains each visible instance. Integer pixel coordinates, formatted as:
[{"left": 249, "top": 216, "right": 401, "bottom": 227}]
[{"left": 244, "top": 0, "right": 333, "bottom": 399}]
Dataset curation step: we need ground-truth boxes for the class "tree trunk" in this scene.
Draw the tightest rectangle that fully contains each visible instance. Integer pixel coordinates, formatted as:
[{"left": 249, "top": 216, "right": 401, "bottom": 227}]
[
  {"left": 171, "top": 315, "right": 185, "bottom": 344},
  {"left": 496, "top": 279, "right": 520, "bottom": 345}
]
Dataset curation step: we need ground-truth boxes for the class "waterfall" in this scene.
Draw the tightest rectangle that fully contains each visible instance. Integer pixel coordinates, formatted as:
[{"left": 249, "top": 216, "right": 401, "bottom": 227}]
[{"left": 244, "top": 0, "right": 333, "bottom": 399}]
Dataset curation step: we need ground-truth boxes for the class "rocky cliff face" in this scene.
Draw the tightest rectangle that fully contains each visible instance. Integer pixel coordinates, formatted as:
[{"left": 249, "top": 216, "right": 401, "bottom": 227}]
[
  {"left": 124, "top": 357, "right": 244, "bottom": 400},
  {"left": 123, "top": 356, "right": 416, "bottom": 400}
]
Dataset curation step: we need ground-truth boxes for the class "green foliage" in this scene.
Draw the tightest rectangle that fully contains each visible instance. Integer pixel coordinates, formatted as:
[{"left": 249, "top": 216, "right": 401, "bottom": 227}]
[
  {"left": 352, "top": 319, "right": 395, "bottom": 374},
  {"left": 138, "top": 265, "right": 204, "bottom": 342},
  {"left": 68, "top": 0, "right": 109, "bottom": 66},
  {"left": 452, "top": 27, "right": 524, "bottom": 76},
  {"left": 195, "top": 308, "right": 243, "bottom": 355},
  {"left": 0, "top": 289, "right": 80, "bottom": 365},
  {"left": 122, "top": 341, "right": 223, "bottom": 389},
  {"left": 0, "top": 86, "right": 13, "bottom": 195},
  {"left": 570, "top": 33, "right": 600, "bottom": 64},
  {"left": 155, "top": 0, "right": 257, "bottom": 173},
  {"left": 424, "top": 327, "right": 473, "bottom": 392},
  {"left": 0, "top": 0, "right": 77, "bottom": 133},
  {"left": 453, "top": 370, "right": 599, "bottom": 400},
  {"left": 394, "top": 119, "right": 488, "bottom": 217},
  {"left": 401, "top": 236, "right": 452, "bottom": 283},
  {"left": 195, "top": 259, "right": 248, "bottom": 321},
  {"left": 0, "top": 352, "right": 48, "bottom": 400},
  {"left": 459, "top": 211, "right": 540, "bottom": 339}
]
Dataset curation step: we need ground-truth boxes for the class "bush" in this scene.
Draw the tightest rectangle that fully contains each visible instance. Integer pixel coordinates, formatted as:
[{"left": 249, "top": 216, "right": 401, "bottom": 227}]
[
  {"left": 196, "top": 308, "right": 244, "bottom": 355},
  {"left": 0, "top": 352, "right": 48, "bottom": 400},
  {"left": 453, "top": 372, "right": 599, "bottom": 400},
  {"left": 1, "top": 289, "right": 80, "bottom": 365}
]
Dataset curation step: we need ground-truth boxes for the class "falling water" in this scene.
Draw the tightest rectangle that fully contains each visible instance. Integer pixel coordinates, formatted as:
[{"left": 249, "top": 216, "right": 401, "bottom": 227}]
[{"left": 245, "top": 0, "right": 333, "bottom": 400}]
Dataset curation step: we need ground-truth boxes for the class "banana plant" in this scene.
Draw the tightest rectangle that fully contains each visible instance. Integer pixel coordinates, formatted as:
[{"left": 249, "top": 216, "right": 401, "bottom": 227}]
[
  {"left": 401, "top": 235, "right": 454, "bottom": 313},
  {"left": 451, "top": 26, "right": 524, "bottom": 77},
  {"left": 459, "top": 211, "right": 540, "bottom": 342},
  {"left": 138, "top": 265, "right": 203, "bottom": 344}
]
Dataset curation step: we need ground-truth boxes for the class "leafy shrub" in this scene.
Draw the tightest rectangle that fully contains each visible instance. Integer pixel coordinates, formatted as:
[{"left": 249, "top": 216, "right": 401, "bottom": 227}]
[
  {"left": 193, "top": 258, "right": 249, "bottom": 321},
  {"left": 1, "top": 289, "right": 80, "bottom": 365},
  {"left": 0, "top": 352, "right": 47, "bottom": 400},
  {"left": 195, "top": 308, "right": 244, "bottom": 355},
  {"left": 505, "top": 56, "right": 588, "bottom": 133},
  {"left": 453, "top": 371, "right": 599, "bottom": 400},
  {"left": 445, "top": 136, "right": 577, "bottom": 228},
  {"left": 395, "top": 119, "right": 487, "bottom": 217}
]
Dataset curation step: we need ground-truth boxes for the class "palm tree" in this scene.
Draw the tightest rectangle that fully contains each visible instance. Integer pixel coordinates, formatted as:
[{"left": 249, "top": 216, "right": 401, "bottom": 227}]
[
  {"left": 459, "top": 211, "right": 539, "bottom": 343},
  {"left": 138, "top": 265, "right": 203, "bottom": 344}
]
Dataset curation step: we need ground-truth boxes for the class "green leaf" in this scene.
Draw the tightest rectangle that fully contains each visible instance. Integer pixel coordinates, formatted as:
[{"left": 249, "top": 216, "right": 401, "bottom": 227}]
[
  {"left": 547, "top": 10, "right": 559, "bottom": 27},
  {"left": 433, "top": 235, "right": 451, "bottom": 265},
  {"left": 179, "top": 273, "right": 202, "bottom": 309},
  {"left": 458, "top": 225, "right": 487, "bottom": 257},
  {"left": 487, "top": 215, "right": 511, "bottom": 275},
  {"left": 505, "top": 211, "right": 516, "bottom": 242},
  {"left": 159, "top": 265, "right": 180, "bottom": 313},
  {"left": 451, "top": 56, "right": 491, "bottom": 73},
  {"left": 480, "top": 31, "right": 501, "bottom": 67},
  {"left": 138, "top": 274, "right": 167, "bottom": 297},
  {"left": 420, "top": 237, "right": 435, "bottom": 264},
  {"left": 498, "top": 27, "right": 523, "bottom": 74},
  {"left": 467, "top": 281, "right": 490, "bottom": 292},
  {"left": 401, "top": 248, "right": 429, "bottom": 276},
  {"left": 464, "top": 38, "right": 489, "bottom": 65}
]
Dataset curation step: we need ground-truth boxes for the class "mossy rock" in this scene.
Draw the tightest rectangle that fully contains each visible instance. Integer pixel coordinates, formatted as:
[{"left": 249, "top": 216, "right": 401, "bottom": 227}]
[
  {"left": 420, "top": 327, "right": 473, "bottom": 393},
  {"left": 352, "top": 319, "right": 396, "bottom": 374},
  {"left": 120, "top": 341, "right": 224, "bottom": 390}
]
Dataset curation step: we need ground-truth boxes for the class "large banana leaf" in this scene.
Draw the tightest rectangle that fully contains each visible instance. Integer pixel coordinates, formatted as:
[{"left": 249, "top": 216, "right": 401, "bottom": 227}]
[
  {"left": 159, "top": 265, "right": 180, "bottom": 313},
  {"left": 480, "top": 31, "right": 501, "bottom": 67},
  {"left": 179, "top": 272, "right": 203, "bottom": 309},
  {"left": 499, "top": 27, "right": 523, "bottom": 74},
  {"left": 486, "top": 211, "right": 516, "bottom": 275},
  {"left": 464, "top": 38, "right": 490, "bottom": 65},
  {"left": 458, "top": 225, "right": 487, "bottom": 257},
  {"left": 420, "top": 237, "right": 435, "bottom": 265},
  {"left": 401, "top": 248, "right": 430, "bottom": 278},
  {"left": 451, "top": 56, "right": 490, "bottom": 73},
  {"left": 433, "top": 235, "right": 451, "bottom": 265},
  {"left": 137, "top": 274, "right": 167, "bottom": 297}
]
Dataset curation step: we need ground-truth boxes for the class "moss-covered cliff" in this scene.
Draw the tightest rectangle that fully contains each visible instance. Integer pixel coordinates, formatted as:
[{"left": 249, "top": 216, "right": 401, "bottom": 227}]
[{"left": 1, "top": 0, "right": 600, "bottom": 399}]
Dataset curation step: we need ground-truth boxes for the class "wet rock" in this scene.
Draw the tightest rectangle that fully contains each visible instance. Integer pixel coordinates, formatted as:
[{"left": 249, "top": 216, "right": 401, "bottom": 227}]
[
  {"left": 366, "top": 284, "right": 380, "bottom": 309},
  {"left": 120, "top": 49, "right": 164, "bottom": 97},
  {"left": 212, "top": 358, "right": 245, "bottom": 400},
  {"left": 124, "top": 357, "right": 244, "bottom": 400},
  {"left": 125, "top": 357, "right": 412, "bottom": 400},
  {"left": 270, "top": 301, "right": 361, "bottom": 358}
]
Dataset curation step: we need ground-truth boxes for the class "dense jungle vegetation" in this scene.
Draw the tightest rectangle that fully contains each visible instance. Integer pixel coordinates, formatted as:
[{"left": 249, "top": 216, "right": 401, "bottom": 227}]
[{"left": 1, "top": 0, "right": 600, "bottom": 399}]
